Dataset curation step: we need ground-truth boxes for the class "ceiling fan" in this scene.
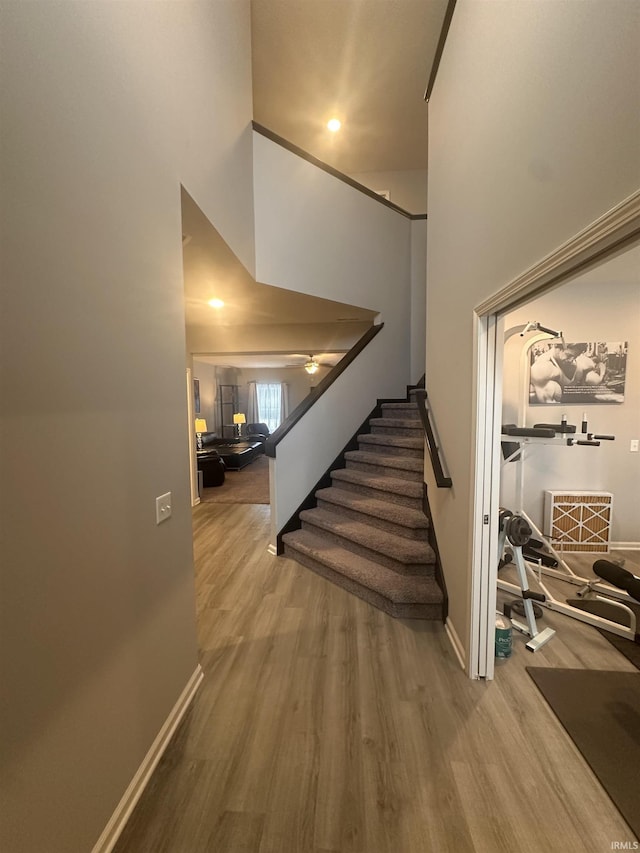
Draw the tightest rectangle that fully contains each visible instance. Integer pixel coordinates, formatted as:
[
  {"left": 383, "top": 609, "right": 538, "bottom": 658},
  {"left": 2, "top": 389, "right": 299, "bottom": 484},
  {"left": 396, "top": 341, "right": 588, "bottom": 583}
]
[{"left": 304, "top": 355, "right": 319, "bottom": 374}]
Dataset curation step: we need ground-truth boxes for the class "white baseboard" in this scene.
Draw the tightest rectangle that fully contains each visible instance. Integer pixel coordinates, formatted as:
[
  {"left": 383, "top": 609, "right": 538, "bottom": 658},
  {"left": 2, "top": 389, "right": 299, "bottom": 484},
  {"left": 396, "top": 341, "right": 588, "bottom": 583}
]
[
  {"left": 92, "top": 664, "right": 204, "bottom": 853},
  {"left": 609, "top": 541, "right": 640, "bottom": 551},
  {"left": 445, "top": 618, "right": 466, "bottom": 671}
]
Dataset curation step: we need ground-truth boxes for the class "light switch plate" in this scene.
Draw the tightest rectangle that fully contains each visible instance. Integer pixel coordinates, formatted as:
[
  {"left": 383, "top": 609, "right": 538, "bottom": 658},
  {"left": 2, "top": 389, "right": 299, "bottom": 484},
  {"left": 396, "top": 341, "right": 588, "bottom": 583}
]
[
  {"left": 155, "top": 492, "right": 172, "bottom": 524},
  {"left": 631, "top": 439, "right": 639, "bottom": 453}
]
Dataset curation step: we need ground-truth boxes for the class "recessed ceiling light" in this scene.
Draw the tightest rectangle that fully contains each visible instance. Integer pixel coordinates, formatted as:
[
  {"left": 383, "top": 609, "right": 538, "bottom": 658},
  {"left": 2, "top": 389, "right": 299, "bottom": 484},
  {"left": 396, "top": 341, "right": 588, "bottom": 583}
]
[
  {"left": 327, "top": 118, "right": 341, "bottom": 133},
  {"left": 208, "top": 298, "right": 224, "bottom": 308}
]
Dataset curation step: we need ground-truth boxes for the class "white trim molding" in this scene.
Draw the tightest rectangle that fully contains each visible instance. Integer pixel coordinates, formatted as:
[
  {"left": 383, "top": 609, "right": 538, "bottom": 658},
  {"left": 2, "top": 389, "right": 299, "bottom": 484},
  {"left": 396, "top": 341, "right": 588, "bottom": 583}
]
[
  {"left": 609, "top": 542, "right": 640, "bottom": 551},
  {"left": 476, "top": 189, "right": 640, "bottom": 316},
  {"left": 186, "top": 367, "right": 199, "bottom": 507},
  {"left": 468, "top": 313, "right": 502, "bottom": 680},
  {"left": 92, "top": 664, "right": 204, "bottom": 853},
  {"left": 445, "top": 617, "right": 466, "bottom": 670}
]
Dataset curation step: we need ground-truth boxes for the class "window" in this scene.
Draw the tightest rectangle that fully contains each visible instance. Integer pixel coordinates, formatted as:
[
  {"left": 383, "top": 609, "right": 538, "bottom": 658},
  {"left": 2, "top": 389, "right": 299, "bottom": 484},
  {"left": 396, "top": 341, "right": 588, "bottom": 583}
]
[{"left": 256, "top": 383, "right": 283, "bottom": 432}]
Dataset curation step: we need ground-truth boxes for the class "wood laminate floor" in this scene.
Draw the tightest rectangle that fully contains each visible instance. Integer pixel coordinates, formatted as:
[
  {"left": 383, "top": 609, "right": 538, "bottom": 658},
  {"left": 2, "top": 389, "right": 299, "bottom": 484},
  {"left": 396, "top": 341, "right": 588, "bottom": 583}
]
[{"left": 114, "top": 503, "right": 637, "bottom": 853}]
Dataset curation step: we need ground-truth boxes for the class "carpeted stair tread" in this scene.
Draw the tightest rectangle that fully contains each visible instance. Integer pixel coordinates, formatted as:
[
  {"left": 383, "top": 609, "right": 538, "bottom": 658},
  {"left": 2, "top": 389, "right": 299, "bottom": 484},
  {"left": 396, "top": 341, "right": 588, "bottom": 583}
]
[
  {"left": 345, "top": 449, "right": 423, "bottom": 473},
  {"left": 379, "top": 410, "right": 419, "bottom": 422},
  {"left": 279, "top": 389, "right": 444, "bottom": 621},
  {"left": 331, "top": 466, "right": 424, "bottom": 509},
  {"left": 330, "top": 468, "right": 423, "bottom": 504},
  {"left": 283, "top": 529, "right": 443, "bottom": 605},
  {"left": 381, "top": 402, "right": 419, "bottom": 412},
  {"left": 317, "top": 485, "right": 427, "bottom": 528},
  {"left": 299, "top": 507, "right": 433, "bottom": 565},
  {"left": 357, "top": 433, "right": 423, "bottom": 450},
  {"left": 369, "top": 417, "right": 423, "bottom": 430},
  {"left": 315, "top": 487, "right": 428, "bottom": 531}
]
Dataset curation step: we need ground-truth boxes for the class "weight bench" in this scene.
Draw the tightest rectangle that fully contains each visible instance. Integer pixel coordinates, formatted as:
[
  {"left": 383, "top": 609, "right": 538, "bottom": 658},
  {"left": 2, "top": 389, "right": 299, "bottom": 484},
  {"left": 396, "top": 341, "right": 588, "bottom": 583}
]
[
  {"left": 564, "top": 560, "right": 640, "bottom": 643},
  {"left": 593, "top": 560, "right": 640, "bottom": 603}
]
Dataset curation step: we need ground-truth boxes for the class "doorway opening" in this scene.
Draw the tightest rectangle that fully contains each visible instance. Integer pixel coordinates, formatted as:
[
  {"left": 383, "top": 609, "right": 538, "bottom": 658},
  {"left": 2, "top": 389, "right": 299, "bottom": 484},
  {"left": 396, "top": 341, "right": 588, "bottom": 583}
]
[
  {"left": 470, "top": 191, "right": 640, "bottom": 679},
  {"left": 180, "top": 186, "right": 377, "bottom": 514}
]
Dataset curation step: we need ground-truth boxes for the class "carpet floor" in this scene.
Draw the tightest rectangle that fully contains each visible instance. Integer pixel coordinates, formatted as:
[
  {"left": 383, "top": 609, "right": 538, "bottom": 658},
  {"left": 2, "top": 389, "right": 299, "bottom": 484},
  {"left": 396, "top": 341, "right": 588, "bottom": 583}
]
[
  {"left": 527, "top": 666, "right": 640, "bottom": 840},
  {"left": 200, "top": 454, "right": 269, "bottom": 505}
]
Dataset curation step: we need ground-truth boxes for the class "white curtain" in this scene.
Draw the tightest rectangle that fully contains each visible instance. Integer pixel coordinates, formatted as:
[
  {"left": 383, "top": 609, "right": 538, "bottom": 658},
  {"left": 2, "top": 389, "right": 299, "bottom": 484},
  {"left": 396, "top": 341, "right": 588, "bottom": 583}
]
[
  {"left": 256, "top": 383, "right": 286, "bottom": 432},
  {"left": 246, "top": 381, "right": 259, "bottom": 424}
]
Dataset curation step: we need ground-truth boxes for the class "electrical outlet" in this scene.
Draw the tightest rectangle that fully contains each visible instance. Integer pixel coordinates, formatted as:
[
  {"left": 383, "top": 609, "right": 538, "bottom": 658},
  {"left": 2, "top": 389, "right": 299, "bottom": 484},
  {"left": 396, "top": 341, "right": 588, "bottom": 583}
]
[
  {"left": 630, "top": 439, "right": 639, "bottom": 453},
  {"left": 155, "top": 492, "right": 172, "bottom": 524}
]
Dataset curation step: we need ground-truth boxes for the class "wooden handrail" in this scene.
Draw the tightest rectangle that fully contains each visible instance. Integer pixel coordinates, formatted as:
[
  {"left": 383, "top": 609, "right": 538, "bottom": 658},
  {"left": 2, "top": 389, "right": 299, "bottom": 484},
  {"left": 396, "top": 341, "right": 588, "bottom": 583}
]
[
  {"left": 424, "top": 0, "right": 458, "bottom": 103},
  {"left": 252, "top": 122, "right": 427, "bottom": 220},
  {"left": 412, "top": 389, "right": 452, "bottom": 488},
  {"left": 265, "top": 323, "right": 384, "bottom": 458}
]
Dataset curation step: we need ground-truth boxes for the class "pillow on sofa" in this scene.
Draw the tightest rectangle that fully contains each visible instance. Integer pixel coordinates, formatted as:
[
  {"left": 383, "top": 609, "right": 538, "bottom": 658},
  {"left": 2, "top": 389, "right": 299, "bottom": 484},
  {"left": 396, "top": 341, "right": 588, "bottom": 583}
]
[{"left": 245, "top": 422, "right": 270, "bottom": 439}]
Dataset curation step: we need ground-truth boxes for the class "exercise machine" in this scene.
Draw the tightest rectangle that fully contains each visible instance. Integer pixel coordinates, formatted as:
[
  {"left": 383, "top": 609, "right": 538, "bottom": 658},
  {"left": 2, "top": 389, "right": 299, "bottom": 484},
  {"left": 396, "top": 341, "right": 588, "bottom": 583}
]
[
  {"left": 498, "top": 508, "right": 556, "bottom": 651},
  {"left": 499, "top": 418, "right": 639, "bottom": 643}
]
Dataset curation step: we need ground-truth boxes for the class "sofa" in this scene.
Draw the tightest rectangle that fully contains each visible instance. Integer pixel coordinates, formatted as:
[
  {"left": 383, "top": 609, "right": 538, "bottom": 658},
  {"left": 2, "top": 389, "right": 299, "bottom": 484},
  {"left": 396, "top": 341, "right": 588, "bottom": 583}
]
[
  {"left": 244, "top": 422, "right": 271, "bottom": 446},
  {"left": 196, "top": 447, "right": 226, "bottom": 487},
  {"left": 199, "top": 433, "right": 263, "bottom": 470}
]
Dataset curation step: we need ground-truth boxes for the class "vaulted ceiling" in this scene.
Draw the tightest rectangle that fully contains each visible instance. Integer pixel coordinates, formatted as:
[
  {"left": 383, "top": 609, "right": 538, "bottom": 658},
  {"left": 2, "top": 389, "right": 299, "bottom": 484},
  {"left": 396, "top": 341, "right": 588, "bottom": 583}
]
[
  {"left": 250, "top": 0, "right": 449, "bottom": 175},
  {"left": 185, "top": 2, "right": 449, "bottom": 361}
]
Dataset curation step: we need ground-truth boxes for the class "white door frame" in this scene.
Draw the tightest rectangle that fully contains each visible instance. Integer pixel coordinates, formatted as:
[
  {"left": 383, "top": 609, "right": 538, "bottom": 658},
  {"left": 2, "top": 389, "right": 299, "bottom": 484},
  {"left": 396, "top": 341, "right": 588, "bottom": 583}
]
[
  {"left": 186, "top": 367, "right": 200, "bottom": 507},
  {"left": 468, "top": 312, "right": 504, "bottom": 679},
  {"left": 468, "top": 189, "right": 640, "bottom": 679}
]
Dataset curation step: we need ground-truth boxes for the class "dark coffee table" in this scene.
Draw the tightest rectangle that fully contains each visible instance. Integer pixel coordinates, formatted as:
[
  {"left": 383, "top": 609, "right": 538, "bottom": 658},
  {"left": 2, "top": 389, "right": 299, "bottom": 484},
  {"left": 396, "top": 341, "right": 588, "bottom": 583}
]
[{"left": 212, "top": 440, "right": 263, "bottom": 470}]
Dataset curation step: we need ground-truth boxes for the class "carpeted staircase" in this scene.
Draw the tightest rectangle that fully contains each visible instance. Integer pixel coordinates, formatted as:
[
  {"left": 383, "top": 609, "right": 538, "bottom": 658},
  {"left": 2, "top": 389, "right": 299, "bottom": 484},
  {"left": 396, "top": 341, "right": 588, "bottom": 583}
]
[{"left": 282, "top": 399, "right": 444, "bottom": 619}]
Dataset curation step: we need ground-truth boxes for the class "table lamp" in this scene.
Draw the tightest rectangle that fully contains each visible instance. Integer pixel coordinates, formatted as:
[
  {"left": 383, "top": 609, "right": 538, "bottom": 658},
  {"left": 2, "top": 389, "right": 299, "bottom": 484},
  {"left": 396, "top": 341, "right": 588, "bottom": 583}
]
[
  {"left": 233, "top": 412, "right": 246, "bottom": 438},
  {"left": 195, "top": 418, "right": 207, "bottom": 450}
]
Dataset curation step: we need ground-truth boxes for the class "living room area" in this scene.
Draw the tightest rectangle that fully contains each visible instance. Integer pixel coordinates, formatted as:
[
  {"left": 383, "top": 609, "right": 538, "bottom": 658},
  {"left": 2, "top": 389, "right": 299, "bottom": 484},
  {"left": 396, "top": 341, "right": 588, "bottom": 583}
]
[
  {"left": 192, "top": 354, "right": 343, "bottom": 505},
  {"left": 198, "top": 445, "right": 271, "bottom": 505},
  {"left": 182, "top": 186, "right": 380, "bottom": 508}
]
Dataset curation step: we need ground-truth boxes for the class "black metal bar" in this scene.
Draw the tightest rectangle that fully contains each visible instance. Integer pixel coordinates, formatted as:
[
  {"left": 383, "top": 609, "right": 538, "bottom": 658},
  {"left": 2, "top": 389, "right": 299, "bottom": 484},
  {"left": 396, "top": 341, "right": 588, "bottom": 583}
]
[
  {"left": 265, "top": 324, "right": 384, "bottom": 458},
  {"left": 412, "top": 389, "right": 452, "bottom": 488},
  {"left": 536, "top": 324, "right": 562, "bottom": 337}
]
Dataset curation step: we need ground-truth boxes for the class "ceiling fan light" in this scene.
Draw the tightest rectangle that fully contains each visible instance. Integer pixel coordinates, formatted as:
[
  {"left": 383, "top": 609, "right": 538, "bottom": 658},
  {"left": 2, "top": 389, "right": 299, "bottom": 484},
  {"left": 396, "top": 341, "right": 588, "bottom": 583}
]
[{"left": 304, "top": 355, "right": 319, "bottom": 374}]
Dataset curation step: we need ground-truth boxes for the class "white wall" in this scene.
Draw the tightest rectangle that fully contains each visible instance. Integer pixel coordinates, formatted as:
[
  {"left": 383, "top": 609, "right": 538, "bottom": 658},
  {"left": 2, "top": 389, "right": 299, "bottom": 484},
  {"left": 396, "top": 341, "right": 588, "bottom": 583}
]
[
  {"left": 253, "top": 133, "right": 417, "bottom": 534},
  {"left": 0, "top": 3, "right": 254, "bottom": 851},
  {"left": 501, "top": 243, "right": 640, "bottom": 544},
  {"left": 410, "top": 220, "right": 427, "bottom": 383},
  {"left": 426, "top": 0, "right": 640, "bottom": 664},
  {"left": 350, "top": 169, "right": 428, "bottom": 214},
  {"left": 253, "top": 132, "right": 413, "bottom": 396},
  {"left": 270, "top": 327, "right": 392, "bottom": 543}
]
